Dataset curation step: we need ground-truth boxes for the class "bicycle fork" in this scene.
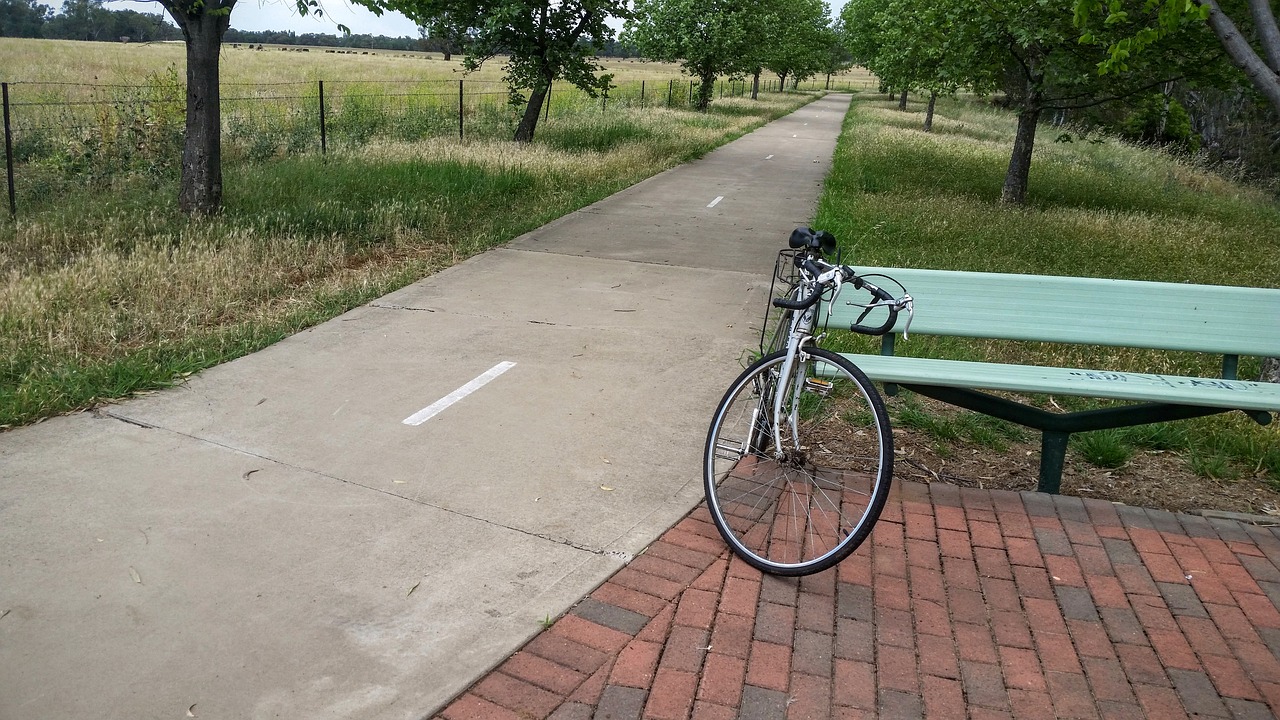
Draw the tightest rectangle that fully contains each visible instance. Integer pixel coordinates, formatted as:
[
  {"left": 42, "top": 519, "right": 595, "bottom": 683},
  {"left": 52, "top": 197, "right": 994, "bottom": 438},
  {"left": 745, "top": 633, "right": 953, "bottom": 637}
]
[{"left": 771, "top": 338, "right": 810, "bottom": 458}]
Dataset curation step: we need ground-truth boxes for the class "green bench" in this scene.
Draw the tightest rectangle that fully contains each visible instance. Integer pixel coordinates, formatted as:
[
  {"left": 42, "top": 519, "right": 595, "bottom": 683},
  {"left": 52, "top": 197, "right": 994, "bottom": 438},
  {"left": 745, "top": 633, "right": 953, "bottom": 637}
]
[{"left": 822, "top": 268, "right": 1280, "bottom": 493}]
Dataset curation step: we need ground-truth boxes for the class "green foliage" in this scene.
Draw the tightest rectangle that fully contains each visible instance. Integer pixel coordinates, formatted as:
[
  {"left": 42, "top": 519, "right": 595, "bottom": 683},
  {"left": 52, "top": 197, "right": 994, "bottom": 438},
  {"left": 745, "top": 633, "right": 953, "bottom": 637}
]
[
  {"left": 1117, "top": 92, "right": 1198, "bottom": 152},
  {"left": 841, "top": 0, "right": 1002, "bottom": 101},
  {"left": 1073, "top": 430, "right": 1133, "bottom": 468},
  {"left": 892, "top": 395, "right": 1026, "bottom": 452},
  {"left": 371, "top": 0, "right": 629, "bottom": 140},
  {"left": 625, "top": 0, "right": 760, "bottom": 109},
  {"left": 757, "top": 0, "right": 832, "bottom": 88},
  {"left": 536, "top": 117, "right": 654, "bottom": 153},
  {"left": 15, "top": 67, "right": 185, "bottom": 184},
  {"left": 0, "top": 0, "right": 53, "bottom": 38},
  {"left": 1073, "top": 0, "right": 1211, "bottom": 75},
  {"left": 843, "top": 0, "right": 1224, "bottom": 203}
]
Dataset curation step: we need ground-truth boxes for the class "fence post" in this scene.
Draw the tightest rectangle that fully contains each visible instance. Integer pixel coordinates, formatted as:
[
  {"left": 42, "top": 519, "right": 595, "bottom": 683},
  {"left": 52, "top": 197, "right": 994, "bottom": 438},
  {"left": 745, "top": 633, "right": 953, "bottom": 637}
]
[
  {"left": 544, "top": 82, "right": 551, "bottom": 121},
  {"left": 689, "top": 80, "right": 694, "bottom": 107},
  {"left": 3, "top": 83, "right": 14, "bottom": 219},
  {"left": 667, "top": 79, "right": 673, "bottom": 107},
  {"left": 318, "top": 80, "right": 327, "bottom": 155},
  {"left": 458, "top": 79, "right": 464, "bottom": 142},
  {"left": 641, "top": 80, "right": 645, "bottom": 105}
]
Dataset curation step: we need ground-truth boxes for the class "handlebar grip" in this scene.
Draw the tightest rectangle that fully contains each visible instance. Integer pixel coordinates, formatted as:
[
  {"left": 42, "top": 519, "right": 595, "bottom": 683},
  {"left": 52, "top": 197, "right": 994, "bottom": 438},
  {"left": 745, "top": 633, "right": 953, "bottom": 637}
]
[
  {"left": 847, "top": 279, "right": 899, "bottom": 335},
  {"left": 773, "top": 287, "right": 823, "bottom": 311},
  {"left": 849, "top": 308, "right": 898, "bottom": 336}
]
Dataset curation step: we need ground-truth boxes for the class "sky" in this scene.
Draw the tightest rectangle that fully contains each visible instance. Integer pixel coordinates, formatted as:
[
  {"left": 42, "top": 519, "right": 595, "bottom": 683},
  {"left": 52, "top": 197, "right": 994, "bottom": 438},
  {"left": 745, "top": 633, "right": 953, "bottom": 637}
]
[
  {"left": 106, "top": 0, "right": 848, "bottom": 41},
  {"left": 105, "top": 0, "right": 424, "bottom": 37}
]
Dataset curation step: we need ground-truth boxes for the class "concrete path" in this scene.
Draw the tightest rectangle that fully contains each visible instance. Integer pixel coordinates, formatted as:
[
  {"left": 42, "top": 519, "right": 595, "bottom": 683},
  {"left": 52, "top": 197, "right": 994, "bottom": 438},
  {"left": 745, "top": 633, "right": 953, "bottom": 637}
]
[
  {"left": 0, "top": 94, "right": 852, "bottom": 720},
  {"left": 436, "top": 482, "right": 1280, "bottom": 720}
]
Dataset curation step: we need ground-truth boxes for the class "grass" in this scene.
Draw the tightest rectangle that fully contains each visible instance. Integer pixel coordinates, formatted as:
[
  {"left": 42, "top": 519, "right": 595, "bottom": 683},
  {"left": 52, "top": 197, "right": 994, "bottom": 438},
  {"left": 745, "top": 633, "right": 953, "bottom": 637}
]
[
  {"left": 0, "top": 81, "right": 816, "bottom": 427},
  {"left": 893, "top": 395, "right": 1027, "bottom": 456},
  {"left": 814, "top": 95, "right": 1280, "bottom": 486}
]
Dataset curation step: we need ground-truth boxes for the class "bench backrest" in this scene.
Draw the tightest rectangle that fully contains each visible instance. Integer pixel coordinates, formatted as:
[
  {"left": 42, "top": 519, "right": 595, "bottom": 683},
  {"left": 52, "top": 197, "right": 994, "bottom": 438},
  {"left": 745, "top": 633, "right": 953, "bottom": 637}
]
[{"left": 824, "top": 268, "right": 1280, "bottom": 358}]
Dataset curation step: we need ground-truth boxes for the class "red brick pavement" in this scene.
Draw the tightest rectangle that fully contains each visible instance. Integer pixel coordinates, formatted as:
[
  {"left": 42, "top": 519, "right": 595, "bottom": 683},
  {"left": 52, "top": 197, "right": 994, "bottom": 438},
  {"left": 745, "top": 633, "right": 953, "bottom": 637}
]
[{"left": 435, "top": 481, "right": 1280, "bottom": 719}]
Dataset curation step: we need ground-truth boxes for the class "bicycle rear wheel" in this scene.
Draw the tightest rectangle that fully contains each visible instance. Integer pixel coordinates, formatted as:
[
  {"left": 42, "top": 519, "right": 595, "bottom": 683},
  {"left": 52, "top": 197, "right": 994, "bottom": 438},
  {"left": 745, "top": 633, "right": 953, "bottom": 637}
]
[{"left": 704, "top": 348, "right": 893, "bottom": 576}]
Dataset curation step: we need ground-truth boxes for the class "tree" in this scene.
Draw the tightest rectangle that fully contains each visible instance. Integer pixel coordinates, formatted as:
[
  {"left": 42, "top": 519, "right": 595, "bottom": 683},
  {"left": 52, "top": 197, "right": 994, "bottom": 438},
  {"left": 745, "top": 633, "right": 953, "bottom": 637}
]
[
  {"left": 146, "top": 0, "right": 355, "bottom": 214},
  {"left": 759, "top": 0, "right": 831, "bottom": 91},
  {"left": 415, "top": 12, "right": 470, "bottom": 61},
  {"left": 1074, "top": 0, "right": 1280, "bottom": 384},
  {"left": 847, "top": 0, "right": 1220, "bottom": 204},
  {"left": 1076, "top": 0, "right": 1280, "bottom": 118},
  {"left": 625, "top": 0, "right": 760, "bottom": 110},
  {"left": 384, "top": 1, "right": 626, "bottom": 142},
  {"left": 0, "top": 0, "right": 52, "bottom": 37},
  {"left": 44, "top": 0, "right": 108, "bottom": 39},
  {"left": 152, "top": 0, "right": 236, "bottom": 214},
  {"left": 821, "top": 20, "right": 854, "bottom": 90}
]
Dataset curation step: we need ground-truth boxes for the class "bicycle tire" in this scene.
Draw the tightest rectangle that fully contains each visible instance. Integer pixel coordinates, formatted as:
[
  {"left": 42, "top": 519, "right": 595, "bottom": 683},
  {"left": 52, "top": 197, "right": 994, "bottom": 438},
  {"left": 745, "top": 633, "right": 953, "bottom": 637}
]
[{"left": 703, "top": 348, "right": 893, "bottom": 576}]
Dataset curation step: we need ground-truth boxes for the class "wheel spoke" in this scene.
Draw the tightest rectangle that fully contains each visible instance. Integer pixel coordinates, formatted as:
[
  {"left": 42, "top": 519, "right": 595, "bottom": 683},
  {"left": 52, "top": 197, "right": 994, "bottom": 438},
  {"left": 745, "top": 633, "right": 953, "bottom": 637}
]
[{"left": 704, "top": 349, "right": 893, "bottom": 576}]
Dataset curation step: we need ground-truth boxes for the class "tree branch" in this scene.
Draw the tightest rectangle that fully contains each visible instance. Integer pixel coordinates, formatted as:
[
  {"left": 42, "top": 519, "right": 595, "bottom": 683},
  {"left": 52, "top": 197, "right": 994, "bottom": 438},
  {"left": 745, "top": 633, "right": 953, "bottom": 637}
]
[
  {"left": 1248, "top": 0, "right": 1280, "bottom": 74},
  {"left": 1042, "top": 74, "right": 1187, "bottom": 110},
  {"left": 1198, "top": 0, "right": 1280, "bottom": 115}
]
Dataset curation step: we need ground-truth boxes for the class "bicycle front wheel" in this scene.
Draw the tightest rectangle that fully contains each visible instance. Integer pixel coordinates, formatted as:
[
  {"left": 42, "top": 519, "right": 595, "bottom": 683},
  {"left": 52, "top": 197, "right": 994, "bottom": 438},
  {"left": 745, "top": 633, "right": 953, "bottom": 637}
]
[{"left": 704, "top": 348, "right": 893, "bottom": 576}]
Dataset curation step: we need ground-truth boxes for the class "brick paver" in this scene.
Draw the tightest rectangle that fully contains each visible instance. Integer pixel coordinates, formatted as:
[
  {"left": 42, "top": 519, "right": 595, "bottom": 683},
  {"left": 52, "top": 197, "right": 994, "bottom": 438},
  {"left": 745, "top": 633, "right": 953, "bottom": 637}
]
[{"left": 433, "top": 482, "right": 1280, "bottom": 719}]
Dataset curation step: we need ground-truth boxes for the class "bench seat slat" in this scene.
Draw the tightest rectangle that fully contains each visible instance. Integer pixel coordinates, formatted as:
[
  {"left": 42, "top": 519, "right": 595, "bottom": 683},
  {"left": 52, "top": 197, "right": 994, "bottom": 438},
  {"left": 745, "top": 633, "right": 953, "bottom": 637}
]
[
  {"left": 841, "top": 353, "right": 1280, "bottom": 413},
  {"left": 825, "top": 268, "right": 1280, "bottom": 357}
]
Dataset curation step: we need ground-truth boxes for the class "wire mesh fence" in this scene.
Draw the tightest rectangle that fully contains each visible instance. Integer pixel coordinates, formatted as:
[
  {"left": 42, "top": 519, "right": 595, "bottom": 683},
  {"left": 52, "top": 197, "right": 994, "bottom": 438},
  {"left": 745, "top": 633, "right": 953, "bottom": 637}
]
[{"left": 1, "top": 73, "right": 869, "bottom": 217}]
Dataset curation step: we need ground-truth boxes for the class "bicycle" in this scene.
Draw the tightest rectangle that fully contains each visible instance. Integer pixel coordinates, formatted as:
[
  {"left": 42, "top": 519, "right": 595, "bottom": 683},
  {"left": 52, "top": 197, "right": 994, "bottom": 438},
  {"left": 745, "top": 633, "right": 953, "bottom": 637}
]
[{"left": 703, "top": 227, "right": 913, "bottom": 576}]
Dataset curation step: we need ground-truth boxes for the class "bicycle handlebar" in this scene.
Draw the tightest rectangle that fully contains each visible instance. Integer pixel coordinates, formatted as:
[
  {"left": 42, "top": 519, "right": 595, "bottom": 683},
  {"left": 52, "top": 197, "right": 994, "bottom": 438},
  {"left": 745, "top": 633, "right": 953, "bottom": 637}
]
[{"left": 770, "top": 251, "right": 911, "bottom": 336}]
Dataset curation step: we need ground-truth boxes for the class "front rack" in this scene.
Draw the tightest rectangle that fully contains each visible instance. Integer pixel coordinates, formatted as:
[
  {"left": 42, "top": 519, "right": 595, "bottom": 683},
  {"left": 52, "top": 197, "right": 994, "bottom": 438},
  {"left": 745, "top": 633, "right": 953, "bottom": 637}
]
[{"left": 760, "top": 249, "right": 802, "bottom": 353}]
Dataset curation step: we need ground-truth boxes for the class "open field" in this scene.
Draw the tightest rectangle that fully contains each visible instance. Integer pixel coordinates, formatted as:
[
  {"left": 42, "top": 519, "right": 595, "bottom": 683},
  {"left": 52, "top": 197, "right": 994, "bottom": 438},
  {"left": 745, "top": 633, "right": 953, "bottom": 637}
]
[
  {"left": 0, "top": 38, "right": 876, "bottom": 87},
  {"left": 816, "top": 94, "right": 1280, "bottom": 512}
]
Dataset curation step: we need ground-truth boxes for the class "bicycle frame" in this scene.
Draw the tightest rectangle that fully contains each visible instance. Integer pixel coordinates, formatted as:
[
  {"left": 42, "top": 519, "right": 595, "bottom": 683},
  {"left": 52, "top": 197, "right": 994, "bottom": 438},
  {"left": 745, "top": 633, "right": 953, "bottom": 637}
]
[{"left": 757, "top": 271, "right": 823, "bottom": 459}]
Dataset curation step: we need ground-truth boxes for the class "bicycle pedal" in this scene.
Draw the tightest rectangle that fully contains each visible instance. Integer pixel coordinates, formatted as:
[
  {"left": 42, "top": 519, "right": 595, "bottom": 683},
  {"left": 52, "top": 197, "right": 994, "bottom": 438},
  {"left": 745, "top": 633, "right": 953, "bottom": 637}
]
[{"left": 804, "top": 378, "right": 834, "bottom": 396}]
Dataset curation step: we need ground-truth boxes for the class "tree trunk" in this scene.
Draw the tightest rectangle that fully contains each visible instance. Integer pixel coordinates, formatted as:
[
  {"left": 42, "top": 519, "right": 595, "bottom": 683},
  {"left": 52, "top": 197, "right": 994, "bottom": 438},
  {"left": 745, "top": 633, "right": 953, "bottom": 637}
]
[
  {"left": 514, "top": 76, "right": 552, "bottom": 142},
  {"left": 1246, "top": 0, "right": 1280, "bottom": 72},
  {"left": 924, "top": 91, "right": 937, "bottom": 132},
  {"left": 777, "top": 72, "right": 788, "bottom": 92},
  {"left": 898, "top": 90, "right": 908, "bottom": 111},
  {"left": 171, "top": 8, "right": 228, "bottom": 215},
  {"left": 1001, "top": 105, "right": 1041, "bottom": 204},
  {"left": 1201, "top": 0, "right": 1280, "bottom": 116},
  {"left": 751, "top": 70, "right": 760, "bottom": 100},
  {"left": 1156, "top": 81, "right": 1173, "bottom": 138},
  {"left": 695, "top": 72, "right": 714, "bottom": 111}
]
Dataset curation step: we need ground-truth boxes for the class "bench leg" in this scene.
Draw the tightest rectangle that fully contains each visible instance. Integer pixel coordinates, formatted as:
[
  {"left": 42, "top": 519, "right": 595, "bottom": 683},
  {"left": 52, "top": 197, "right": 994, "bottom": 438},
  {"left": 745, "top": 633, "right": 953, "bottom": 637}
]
[{"left": 1038, "top": 432, "right": 1069, "bottom": 494}]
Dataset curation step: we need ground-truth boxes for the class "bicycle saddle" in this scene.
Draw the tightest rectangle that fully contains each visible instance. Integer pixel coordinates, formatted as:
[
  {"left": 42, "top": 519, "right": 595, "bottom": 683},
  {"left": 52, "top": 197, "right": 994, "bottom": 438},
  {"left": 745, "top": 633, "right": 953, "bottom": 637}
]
[{"left": 788, "top": 227, "right": 838, "bottom": 255}]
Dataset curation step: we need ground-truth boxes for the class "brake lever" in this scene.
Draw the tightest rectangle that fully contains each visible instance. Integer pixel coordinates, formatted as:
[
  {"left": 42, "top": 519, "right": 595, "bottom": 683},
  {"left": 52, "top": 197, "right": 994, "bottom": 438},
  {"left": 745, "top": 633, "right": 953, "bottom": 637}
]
[
  {"left": 826, "top": 271, "right": 843, "bottom": 322},
  {"left": 899, "top": 294, "right": 914, "bottom": 340}
]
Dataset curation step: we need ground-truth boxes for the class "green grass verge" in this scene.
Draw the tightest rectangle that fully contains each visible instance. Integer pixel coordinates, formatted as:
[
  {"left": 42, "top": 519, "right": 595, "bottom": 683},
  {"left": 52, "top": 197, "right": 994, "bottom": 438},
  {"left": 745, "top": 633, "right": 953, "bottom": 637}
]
[{"left": 814, "top": 96, "right": 1280, "bottom": 486}]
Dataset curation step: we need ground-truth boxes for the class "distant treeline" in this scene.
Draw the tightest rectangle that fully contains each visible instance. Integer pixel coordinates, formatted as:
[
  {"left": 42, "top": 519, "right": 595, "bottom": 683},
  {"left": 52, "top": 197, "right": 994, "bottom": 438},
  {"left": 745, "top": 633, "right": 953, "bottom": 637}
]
[
  {"left": 0, "top": 0, "right": 419, "bottom": 49},
  {"left": 0, "top": 0, "right": 637, "bottom": 55}
]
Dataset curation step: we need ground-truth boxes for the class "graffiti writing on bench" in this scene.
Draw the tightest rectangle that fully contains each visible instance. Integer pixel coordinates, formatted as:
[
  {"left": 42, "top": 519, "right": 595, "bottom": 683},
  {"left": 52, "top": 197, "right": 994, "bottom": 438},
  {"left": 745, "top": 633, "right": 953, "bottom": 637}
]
[{"left": 1067, "top": 371, "right": 1254, "bottom": 391}]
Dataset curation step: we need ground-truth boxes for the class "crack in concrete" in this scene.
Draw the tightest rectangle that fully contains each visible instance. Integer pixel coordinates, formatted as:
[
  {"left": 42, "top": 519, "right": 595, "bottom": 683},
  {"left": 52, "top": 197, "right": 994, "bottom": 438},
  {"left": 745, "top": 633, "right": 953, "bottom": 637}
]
[
  {"left": 96, "top": 410, "right": 158, "bottom": 429},
  {"left": 95, "top": 411, "right": 623, "bottom": 559},
  {"left": 369, "top": 303, "right": 437, "bottom": 312}
]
